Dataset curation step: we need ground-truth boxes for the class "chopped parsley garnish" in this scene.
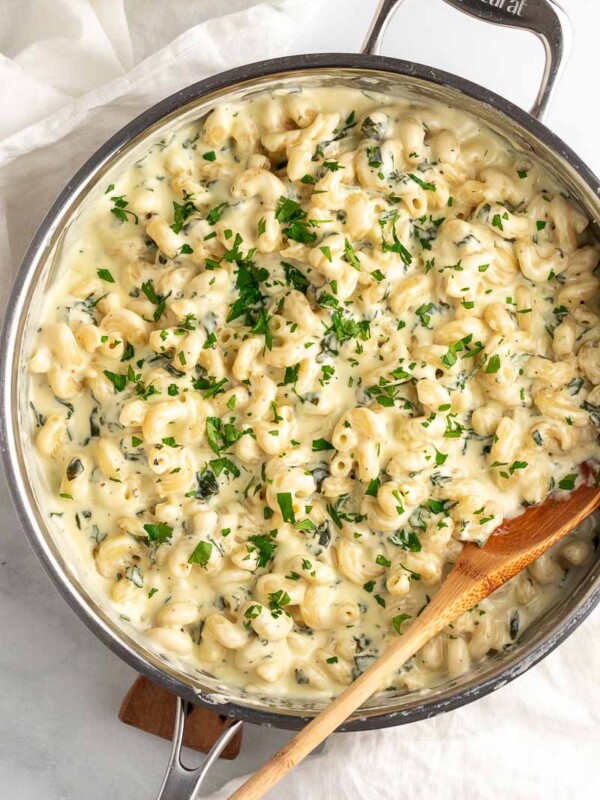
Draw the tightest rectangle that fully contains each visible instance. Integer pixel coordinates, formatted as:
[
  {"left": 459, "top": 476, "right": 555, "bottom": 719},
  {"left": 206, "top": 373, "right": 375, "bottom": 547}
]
[
  {"left": 205, "top": 416, "right": 246, "bottom": 456},
  {"left": 295, "top": 519, "right": 317, "bottom": 532},
  {"left": 227, "top": 262, "right": 269, "bottom": 325},
  {"left": 415, "top": 303, "right": 434, "bottom": 328},
  {"left": 209, "top": 457, "right": 240, "bottom": 478},
  {"left": 326, "top": 498, "right": 366, "bottom": 530},
  {"left": 268, "top": 589, "right": 291, "bottom": 618},
  {"left": 334, "top": 110, "right": 357, "bottom": 140},
  {"left": 558, "top": 473, "right": 577, "bottom": 491},
  {"left": 110, "top": 194, "right": 138, "bottom": 224},
  {"left": 103, "top": 370, "right": 128, "bottom": 392},
  {"left": 282, "top": 261, "right": 310, "bottom": 294},
  {"left": 320, "top": 365, "right": 335, "bottom": 385},
  {"left": 509, "top": 461, "right": 528, "bottom": 474},
  {"left": 330, "top": 309, "right": 370, "bottom": 344},
  {"left": 344, "top": 239, "right": 361, "bottom": 271},
  {"left": 275, "top": 196, "right": 305, "bottom": 223},
  {"left": 248, "top": 533, "right": 277, "bottom": 567},
  {"left": 444, "top": 415, "right": 464, "bottom": 438},
  {"left": 251, "top": 308, "right": 273, "bottom": 350},
  {"left": 244, "top": 604, "right": 261, "bottom": 620},
  {"left": 408, "top": 173, "right": 436, "bottom": 191},
  {"left": 277, "top": 492, "right": 296, "bottom": 523},
  {"left": 282, "top": 363, "right": 300, "bottom": 386},
  {"left": 366, "top": 365, "right": 413, "bottom": 407},
  {"left": 484, "top": 354, "right": 501, "bottom": 374},
  {"left": 320, "top": 245, "right": 333, "bottom": 262},
  {"left": 427, "top": 498, "right": 449, "bottom": 514},
  {"left": 188, "top": 540, "right": 213, "bottom": 566},
  {"left": 441, "top": 334, "right": 483, "bottom": 368},
  {"left": 312, "top": 438, "right": 334, "bottom": 451},
  {"left": 366, "top": 477, "right": 380, "bottom": 497},
  {"left": 492, "top": 213, "right": 504, "bottom": 231},
  {"left": 434, "top": 447, "right": 448, "bottom": 466},
  {"left": 206, "top": 201, "right": 228, "bottom": 226},
  {"left": 193, "top": 376, "right": 228, "bottom": 399},
  {"left": 275, "top": 196, "right": 317, "bottom": 244},
  {"left": 388, "top": 529, "right": 421, "bottom": 552},
  {"left": 381, "top": 219, "right": 412, "bottom": 265},
  {"left": 143, "top": 522, "right": 173, "bottom": 545},
  {"left": 327, "top": 501, "right": 343, "bottom": 530},
  {"left": 366, "top": 145, "right": 383, "bottom": 169},
  {"left": 104, "top": 364, "right": 160, "bottom": 399},
  {"left": 171, "top": 192, "right": 198, "bottom": 233},
  {"left": 141, "top": 279, "right": 169, "bottom": 322},
  {"left": 392, "top": 614, "right": 412, "bottom": 634},
  {"left": 97, "top": 268, "right": 115, "bottom": 283}
]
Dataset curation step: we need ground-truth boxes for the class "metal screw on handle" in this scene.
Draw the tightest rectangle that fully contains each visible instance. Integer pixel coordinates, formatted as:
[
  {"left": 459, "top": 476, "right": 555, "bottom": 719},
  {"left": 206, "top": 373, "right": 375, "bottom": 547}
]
[
  {"left": 361, "top": 0, "right": 572, "bottom": 121},
  {"left": 156, "top": 698, "right": 243, "bottom": 800}
]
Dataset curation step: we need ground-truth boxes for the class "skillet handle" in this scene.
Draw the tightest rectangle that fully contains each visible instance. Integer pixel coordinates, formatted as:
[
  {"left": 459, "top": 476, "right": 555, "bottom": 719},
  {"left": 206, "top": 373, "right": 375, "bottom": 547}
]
[
  {"left": 361, "top": 0, "right": 571, "bottom": 121},
  {"left": 156, "top": 697, "right": 243, "bottom": 800}
]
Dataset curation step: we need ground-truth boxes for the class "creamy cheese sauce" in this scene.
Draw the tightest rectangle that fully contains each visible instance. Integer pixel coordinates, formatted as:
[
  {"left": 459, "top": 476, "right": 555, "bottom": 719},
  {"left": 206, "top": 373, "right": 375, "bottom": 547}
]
[{"left": 27, "top": 86, "right": 600, "bottom": 699}]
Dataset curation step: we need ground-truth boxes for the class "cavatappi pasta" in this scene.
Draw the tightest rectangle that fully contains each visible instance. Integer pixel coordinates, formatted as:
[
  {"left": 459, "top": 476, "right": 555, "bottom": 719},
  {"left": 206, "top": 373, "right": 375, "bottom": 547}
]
[{"left": 28, "top": 86, "right": 600, "bottom": 699}]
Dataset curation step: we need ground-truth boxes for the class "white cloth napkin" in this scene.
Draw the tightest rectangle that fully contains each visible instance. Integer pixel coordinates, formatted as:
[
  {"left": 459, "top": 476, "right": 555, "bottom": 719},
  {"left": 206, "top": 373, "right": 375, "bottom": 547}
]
[
  {"left": 0, "top": 0, "right": 320, "bottom": 305},
  {"left": 0, "top": 3, "right": 598, "bottom": 799}
]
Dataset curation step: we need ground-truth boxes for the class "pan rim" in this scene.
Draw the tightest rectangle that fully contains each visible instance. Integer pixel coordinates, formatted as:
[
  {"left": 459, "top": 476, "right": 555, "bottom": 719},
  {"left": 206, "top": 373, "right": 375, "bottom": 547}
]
[{"left": 1, "top": 51, "right": 599, "bottom": 732}]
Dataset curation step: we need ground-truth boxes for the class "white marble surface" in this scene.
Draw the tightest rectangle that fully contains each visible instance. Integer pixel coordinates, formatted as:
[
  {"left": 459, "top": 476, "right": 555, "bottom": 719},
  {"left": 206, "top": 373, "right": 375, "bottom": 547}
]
[{"left": 1, "top": 1, "right": 600, "bottom": 798}]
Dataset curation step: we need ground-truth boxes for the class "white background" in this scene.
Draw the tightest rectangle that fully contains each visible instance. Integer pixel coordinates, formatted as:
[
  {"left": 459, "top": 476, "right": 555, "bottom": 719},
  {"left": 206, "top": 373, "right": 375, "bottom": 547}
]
[{"left": 1, "top": 2, "right": 599, "bottom": 799}]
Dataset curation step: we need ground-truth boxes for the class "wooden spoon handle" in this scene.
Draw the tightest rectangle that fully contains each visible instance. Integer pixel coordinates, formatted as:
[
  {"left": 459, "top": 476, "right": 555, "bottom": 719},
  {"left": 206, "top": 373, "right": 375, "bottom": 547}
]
[
  {"left": 228, "top": 582, "right": 468, "bottom": 800},
  {"left": 229, "top": 482, "right": 600, "bottom": 800}
]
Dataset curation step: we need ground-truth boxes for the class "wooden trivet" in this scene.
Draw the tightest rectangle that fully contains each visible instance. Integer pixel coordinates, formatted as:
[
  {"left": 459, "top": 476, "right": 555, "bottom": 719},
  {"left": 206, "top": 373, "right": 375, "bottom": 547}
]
[{"left": 118, "top": 676, "right": 242, "bottom": 759}]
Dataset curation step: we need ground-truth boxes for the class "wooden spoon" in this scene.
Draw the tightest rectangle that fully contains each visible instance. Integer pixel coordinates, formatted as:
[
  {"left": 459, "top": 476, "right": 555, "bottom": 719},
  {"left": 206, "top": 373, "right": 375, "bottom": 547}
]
[{"left": 229, "top": 482, "right": 600, "bottom": 800}]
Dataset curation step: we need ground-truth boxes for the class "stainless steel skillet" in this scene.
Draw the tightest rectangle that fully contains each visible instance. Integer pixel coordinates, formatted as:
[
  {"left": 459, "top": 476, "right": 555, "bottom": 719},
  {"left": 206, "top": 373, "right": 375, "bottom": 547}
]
[{"left": 1, "top": 1, "right": 598, "bottom": 798}]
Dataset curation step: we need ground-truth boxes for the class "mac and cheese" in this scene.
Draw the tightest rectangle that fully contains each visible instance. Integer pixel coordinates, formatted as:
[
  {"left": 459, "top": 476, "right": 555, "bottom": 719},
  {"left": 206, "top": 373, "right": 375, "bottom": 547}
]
[{"left": 28, "top": 86, "right": 600, "bottom": 698}]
